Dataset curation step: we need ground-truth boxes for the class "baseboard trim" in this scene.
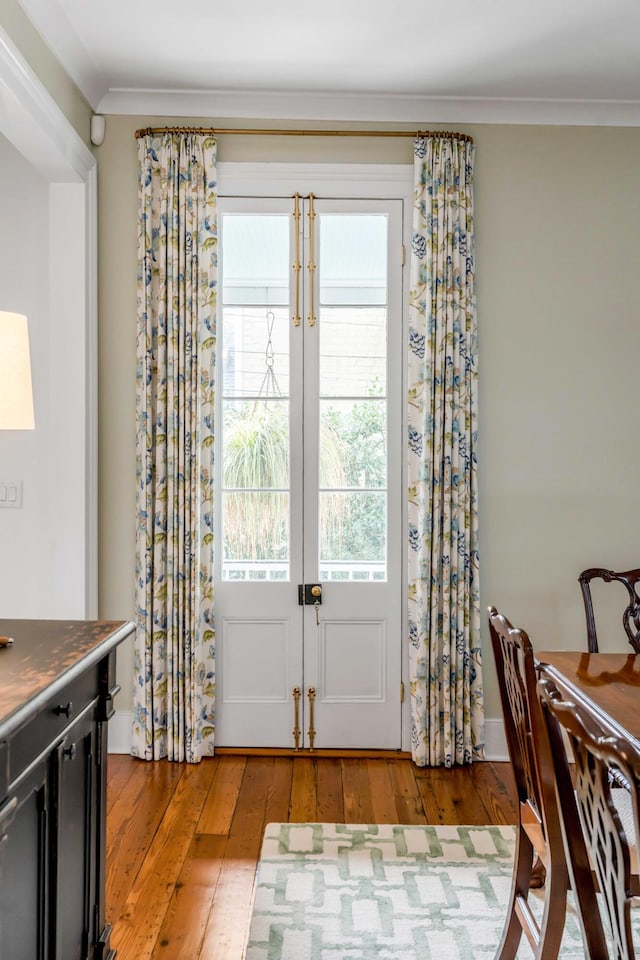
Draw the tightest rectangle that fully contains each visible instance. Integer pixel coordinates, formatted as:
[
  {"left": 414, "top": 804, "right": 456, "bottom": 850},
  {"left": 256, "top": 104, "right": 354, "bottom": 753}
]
[
  {"left": 108, "top": 710, "right": 133, "bottom": 754},
  {"left": 215, "top": 746, "right": 414, "bottom": 759},
  {"left": 483, "top": 718, "right": 508, "bottom": 762},
  {"left": 108, "top": 710, "right": 508, "bottom": 762}
]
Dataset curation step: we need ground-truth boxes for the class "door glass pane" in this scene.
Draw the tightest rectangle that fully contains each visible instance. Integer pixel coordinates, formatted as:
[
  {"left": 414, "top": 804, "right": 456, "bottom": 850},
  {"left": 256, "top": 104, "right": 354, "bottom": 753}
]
[
  {"left": 319, "top": 492, "right": 386, "bottom": 581},
  {"left": 318, "top": 214, "right": 388, "bottom": 581},
  {"left": 224, "top": 400, "right": 289, "bottom": 489},
  {"left": 319, "top": 399, "right": 386, "bottom": 489},
  {"left": 223, "top": 492, "right": 289, "bottom": 581},
  {"left": 221, "top": 214, "right": 291, "bottom": 580},
  {"left": 319, "top": 308, "right": 386, "bottom": 396},
  {"left": 319, "top": 215, "right": 387, "bottom": 305},
  {"left": 222, "top": 216, "right": 289, "bottom": 305},
  {"left": 223, "top": 308, "right": 289, "bottom": 397}
]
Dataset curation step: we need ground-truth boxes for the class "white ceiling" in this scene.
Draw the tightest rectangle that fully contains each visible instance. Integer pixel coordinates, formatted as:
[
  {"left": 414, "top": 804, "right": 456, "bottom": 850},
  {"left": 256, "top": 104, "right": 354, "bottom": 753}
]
[{"left": 15, "top": 0, "right": 640, "bottom": 125}]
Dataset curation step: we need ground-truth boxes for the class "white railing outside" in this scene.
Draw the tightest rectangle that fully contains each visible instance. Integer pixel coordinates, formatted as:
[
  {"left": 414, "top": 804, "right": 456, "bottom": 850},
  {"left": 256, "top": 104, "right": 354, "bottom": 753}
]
[{"left": 223, "top": 560, "right": 386, "bottom": 582}]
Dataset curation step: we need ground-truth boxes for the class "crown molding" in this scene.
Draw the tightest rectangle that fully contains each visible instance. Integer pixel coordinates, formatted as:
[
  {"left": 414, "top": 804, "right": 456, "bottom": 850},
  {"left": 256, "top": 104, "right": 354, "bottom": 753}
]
[
  {"left": 16, "top": 0, "right": 105, "bottom": 109},
  {"left": 0, "top": 24, "right": 94, "bottom": 180},
  {"left": 97, "top": 87, "right": 640, "bottom": 127}
]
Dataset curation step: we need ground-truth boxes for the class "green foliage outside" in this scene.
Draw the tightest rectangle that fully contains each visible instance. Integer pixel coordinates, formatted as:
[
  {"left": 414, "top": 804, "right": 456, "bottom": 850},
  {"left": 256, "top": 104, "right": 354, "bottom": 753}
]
[
  {"left": 320, "top": 392, "right": 386, "bottom": 565},
  {"left": 223, "top": 390, "right": 386, "bottom": 571}
]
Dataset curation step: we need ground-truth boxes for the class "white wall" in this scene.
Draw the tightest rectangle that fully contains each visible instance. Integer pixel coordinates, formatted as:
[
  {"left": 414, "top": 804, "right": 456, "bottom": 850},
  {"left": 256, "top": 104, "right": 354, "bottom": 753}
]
[
  {"left": 0, "top": 11, "right": 97, "bottom": 617},
  {"left": 0, "top": 135, "right": 52, "bottom": 616},
  {"left": 0, "top": 134, "right": 93, "bottom": 618}
]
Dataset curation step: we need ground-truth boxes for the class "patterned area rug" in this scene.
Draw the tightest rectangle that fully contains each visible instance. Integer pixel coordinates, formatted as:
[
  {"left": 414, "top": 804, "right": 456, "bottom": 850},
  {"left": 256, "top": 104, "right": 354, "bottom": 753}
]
[{"left": 244, "top": 823, "right": 622, "bottom": 960}]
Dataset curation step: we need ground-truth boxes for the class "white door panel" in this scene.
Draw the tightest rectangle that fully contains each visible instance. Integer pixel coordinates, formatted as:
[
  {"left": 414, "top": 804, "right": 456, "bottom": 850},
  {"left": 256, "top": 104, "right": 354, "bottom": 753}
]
[
  {"left": 222, "top": 618, "right": 291, "bottom": 701},
  {"left": 215, "top": 192, "right": 403, "bottom": 749},
  {"left": 312, "top": 615, "right": 395, "bottom": 749},
  {"left": 216, "top": 607, "right": 302, "bottom": 747},
  {"left": 320, "top": 620, "right": 386, "bottom": 700}
]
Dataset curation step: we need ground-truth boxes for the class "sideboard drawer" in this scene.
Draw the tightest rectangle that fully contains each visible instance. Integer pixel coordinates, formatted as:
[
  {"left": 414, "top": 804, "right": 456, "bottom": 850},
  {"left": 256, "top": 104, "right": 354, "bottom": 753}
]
[{"left": 7, "top": 663, "right": 99, "bottom": 790}]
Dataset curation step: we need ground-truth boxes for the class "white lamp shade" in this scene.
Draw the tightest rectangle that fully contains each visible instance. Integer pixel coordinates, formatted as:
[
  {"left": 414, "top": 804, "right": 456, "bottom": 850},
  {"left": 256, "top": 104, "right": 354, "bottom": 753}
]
[{"left": 0, "top": 311, "right": 35, "bottom": 430}]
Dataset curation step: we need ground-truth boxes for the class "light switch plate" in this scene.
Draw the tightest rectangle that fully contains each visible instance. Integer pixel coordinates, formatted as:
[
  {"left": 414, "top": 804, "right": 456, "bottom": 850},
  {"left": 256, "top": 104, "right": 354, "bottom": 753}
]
[{"left": 0, "top": 480, "right": 23, "bottom": 508}]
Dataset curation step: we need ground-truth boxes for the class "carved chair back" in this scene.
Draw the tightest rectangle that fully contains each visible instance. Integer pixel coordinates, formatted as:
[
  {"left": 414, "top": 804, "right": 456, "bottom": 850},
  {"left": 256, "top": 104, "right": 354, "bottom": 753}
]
[
  {"left": 487, "top": 606, "right": 568, "bottom": 958},
  {"left": 579, "top": 567, "right": 640, "bottom": 653},
  {"left": 488, "top": 607, "right": 547, "bottom": 820},
  {"left": 538, "top": 668, "right": 640, "bottom": 959}
]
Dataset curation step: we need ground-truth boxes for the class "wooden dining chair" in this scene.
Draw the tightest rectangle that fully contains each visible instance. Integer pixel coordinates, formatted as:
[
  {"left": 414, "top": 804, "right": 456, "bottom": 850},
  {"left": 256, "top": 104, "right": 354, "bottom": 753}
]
[
  {"left": 578, "top": 567, "right": 640, "bottom": 653},
  {"left": 537, "top": 666, "right": 640, "bottom": 959},
  {"left": 487, "top": 606, "right": 569, "bottom": 959}
]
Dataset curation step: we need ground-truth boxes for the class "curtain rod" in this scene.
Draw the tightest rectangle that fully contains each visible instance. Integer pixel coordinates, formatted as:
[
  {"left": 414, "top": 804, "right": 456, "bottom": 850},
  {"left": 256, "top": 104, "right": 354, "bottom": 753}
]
[{"left": 134, "top": 125, "right": 473, "bottom": 144}]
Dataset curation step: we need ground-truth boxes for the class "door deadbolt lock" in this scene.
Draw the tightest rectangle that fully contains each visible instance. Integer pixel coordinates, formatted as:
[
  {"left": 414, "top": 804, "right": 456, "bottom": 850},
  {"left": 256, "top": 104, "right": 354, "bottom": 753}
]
[{"left": 298, "top": 583, "right": 323, "bottom": 605}]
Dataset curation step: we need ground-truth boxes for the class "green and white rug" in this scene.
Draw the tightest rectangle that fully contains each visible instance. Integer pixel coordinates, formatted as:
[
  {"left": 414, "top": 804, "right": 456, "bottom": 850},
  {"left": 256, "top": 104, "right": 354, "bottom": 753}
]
[{"left": 244, "top": 822, "right": 637, "bottom": 960}]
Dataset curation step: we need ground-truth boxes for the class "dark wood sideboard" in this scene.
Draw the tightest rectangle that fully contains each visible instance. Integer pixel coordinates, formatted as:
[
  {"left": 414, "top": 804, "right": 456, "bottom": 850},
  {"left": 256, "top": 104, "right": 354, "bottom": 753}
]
[{"left": 0, "top": 618, "right": 135, "bottom": 960}]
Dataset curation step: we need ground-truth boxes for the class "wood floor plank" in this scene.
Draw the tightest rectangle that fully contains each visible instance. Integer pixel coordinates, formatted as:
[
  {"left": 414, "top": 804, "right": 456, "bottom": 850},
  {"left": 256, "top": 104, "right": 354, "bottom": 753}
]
[
  {"left": 289, "top": 757, "right": 316, "bottom": 822},
  {"left": 387, "top": 759, "right": 428, "bottom": 824},
  {"left": 110, "top": 761, "right": 218, "bottom": 960},
  {"left": 198, "top": 760, "right": 274, "bottom": 960},
  {"left": 220, "top": 757, "right": 293, "bottom": 846},
  {"left": 475, "top": 761, "right": 518, "bottom": 824},
  {"left": 229, "top": 759, "right": 272, "bottom": 839},
  {"left": 416, "top": 767, "right": 464, "bottom": 823},
  {"left": 150, "top": 834, "right": 227, "bottom": 960},
  {"left": 198, "top": 758, "right": 294, "bottom": 960},
  {"left": 341, "top": 758, "right": 375, "bottom": 823},
  {"left": 315, "top": 757, "right": 344, "bottom": 823},
  {"left": 197, "top": 756, "right": 244, "bottom": 835},
  {"left": 416, "top": 765, "right": 506, "bottom": 825},
  {"left": 106, "top": 755, "right": 138, "bottom": 816},
  {"left": 197, "top": 830, "right": 258, "bottom": 960},
  {"left": 367, "top": 760, "right": 398, "bottom": 823},
  {"left": 264, "top": 757, "right": 295, "bottom": 826},
  {"left": 106, "top": 759, "right": 184, "bottom": 922}
]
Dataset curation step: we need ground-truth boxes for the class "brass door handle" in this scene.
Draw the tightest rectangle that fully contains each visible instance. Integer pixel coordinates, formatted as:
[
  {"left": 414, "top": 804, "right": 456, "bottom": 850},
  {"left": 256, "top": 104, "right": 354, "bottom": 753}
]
[
  {"left": 292, "top": 687, "right": 301, "bottom": 750},
  {"left": 307, "top": 194, "right": 316, "bottom": 327},
  {"left": 307, "top": 687, "right": 316, "bottom": 752},
  {"left": 292, "top": 193, "right": 301, "bottom": 327}
]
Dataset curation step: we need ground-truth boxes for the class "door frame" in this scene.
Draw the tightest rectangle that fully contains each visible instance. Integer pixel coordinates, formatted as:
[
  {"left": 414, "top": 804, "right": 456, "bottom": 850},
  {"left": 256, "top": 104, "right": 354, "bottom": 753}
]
[{"left": 217, "top": 161, "right": 414, "bottom": 752}]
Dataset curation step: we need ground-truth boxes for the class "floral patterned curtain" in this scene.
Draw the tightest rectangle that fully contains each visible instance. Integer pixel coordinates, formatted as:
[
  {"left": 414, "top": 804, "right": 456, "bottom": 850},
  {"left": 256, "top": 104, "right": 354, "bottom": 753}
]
[
  {"left": 408, "top": 135, "right": 484, "bottom": 767},
  {"left": 133, "top": 132, "right": 217, "bottom": 762}
]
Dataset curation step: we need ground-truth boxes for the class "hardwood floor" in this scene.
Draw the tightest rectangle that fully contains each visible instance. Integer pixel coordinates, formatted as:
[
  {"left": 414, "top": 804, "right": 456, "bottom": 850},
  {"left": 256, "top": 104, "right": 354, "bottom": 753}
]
[{"left": 106, "top": 754, "right": 518, "bottom": 960}]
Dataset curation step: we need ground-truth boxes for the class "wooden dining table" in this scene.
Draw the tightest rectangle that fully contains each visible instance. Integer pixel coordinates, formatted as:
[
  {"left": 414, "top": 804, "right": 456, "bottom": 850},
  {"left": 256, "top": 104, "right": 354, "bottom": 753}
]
[
  {"left": 535, "top": 649, "right": 640, "bottom": 958},
  {"left": 536, "top": 650, "right": 640, "bottom": 743}
]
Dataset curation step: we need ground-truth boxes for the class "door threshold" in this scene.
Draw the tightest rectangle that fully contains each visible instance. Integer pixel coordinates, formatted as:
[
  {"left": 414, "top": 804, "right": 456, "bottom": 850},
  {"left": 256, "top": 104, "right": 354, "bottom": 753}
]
[{"left": 214, "top": 747, "right": 411, "bottom": 759}]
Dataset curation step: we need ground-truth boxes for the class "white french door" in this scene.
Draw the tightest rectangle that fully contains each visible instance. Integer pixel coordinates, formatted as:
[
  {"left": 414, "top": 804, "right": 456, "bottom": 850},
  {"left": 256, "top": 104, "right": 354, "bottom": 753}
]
[{"left": 214, "top": 191, "right": 403, "bottom": 749}]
